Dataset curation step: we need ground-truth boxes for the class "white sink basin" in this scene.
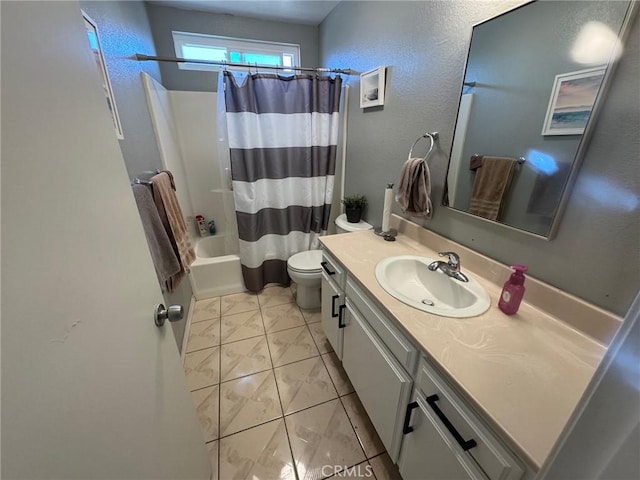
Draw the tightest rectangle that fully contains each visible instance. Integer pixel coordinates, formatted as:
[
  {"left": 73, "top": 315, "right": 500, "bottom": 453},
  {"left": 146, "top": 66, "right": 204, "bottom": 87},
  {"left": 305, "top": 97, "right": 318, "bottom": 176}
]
[{"left": 375, "top": 255, "right": 490, "bottom": 318}]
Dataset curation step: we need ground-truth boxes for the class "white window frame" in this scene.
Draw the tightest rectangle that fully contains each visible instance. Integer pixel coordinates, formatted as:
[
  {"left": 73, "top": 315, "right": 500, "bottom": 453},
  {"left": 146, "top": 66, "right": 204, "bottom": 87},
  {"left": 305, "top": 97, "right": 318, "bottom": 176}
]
[{"left": 172, "top": 31, "right": 300, "bottom": 72}]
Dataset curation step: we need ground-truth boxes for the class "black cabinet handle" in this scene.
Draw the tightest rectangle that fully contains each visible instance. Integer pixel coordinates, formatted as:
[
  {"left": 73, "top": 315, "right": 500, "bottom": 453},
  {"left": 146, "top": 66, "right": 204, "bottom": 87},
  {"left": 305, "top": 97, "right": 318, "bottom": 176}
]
[
  {"left": 402, "top": 401, "right": 419, "bottom": 434},
  {"left": 338, "top": 304, "right": 346, "bottom": 328},
  {"left": 331, "top": 295, "right": 339, "bottom": 318},
  {"left": 321, "top": 261, "right": 336, "bottom": 275},
  {"left": 426, "top": 394, "right": 477, "bottom": 451}
]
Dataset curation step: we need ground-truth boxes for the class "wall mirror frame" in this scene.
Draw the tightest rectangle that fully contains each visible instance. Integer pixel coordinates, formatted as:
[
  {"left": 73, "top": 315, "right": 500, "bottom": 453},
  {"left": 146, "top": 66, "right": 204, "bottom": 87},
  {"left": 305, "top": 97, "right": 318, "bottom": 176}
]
[{"left": 442, "top": 0, "right": 638, "bottom": 239}]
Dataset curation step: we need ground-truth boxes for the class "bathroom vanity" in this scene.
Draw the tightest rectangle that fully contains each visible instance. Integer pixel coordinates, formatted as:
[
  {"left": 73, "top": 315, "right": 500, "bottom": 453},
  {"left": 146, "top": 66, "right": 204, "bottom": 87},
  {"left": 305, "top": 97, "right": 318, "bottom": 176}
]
[{"left": 319, "top": 215, "right": 620, "bottom": 479}]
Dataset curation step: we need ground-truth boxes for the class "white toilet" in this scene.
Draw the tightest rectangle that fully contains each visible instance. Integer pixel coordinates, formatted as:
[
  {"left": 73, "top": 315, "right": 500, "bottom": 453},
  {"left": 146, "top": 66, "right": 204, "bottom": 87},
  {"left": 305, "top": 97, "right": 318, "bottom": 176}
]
[{"left": 287, "top": 214, "right": 373, "bottom": 309}]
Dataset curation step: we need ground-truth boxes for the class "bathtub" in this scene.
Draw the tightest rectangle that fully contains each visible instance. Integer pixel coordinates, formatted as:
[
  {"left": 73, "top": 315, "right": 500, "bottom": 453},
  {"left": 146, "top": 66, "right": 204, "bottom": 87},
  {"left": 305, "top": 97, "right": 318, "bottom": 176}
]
[{"left": 189, "top": 235, "right": 245, "bottom": 299}]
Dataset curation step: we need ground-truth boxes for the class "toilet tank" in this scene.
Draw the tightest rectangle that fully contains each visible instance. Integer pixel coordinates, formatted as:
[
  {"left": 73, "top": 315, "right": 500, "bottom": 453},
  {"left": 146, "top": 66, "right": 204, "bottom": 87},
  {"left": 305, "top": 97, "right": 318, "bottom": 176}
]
[{"left": 335, "top": 213, "right": 373, "bottom": 234}]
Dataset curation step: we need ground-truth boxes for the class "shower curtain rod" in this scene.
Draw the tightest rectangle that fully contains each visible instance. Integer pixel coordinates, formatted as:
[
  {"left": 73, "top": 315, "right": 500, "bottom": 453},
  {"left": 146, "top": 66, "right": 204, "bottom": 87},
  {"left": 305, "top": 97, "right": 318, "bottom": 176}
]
[{"left": 134, "top": 54, "right": 352, "bottom": 75}]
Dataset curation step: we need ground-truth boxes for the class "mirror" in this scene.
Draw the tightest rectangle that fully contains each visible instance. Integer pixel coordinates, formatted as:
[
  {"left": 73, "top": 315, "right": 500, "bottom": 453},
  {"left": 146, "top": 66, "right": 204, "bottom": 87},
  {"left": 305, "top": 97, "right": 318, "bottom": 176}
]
[{"left": 443, "top": 0, "right": 635, "bottom": 238}]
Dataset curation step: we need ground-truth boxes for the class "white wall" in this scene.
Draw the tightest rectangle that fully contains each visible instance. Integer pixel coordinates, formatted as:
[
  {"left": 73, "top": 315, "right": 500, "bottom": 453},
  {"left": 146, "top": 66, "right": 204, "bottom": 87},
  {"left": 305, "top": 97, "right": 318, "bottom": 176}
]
[
  {"left": 144, "top": 75, "right": 239, "bottom": 252},
  {"left": 142, "top": 74, "right": 197, "bottom": 239},
  {"left": 169, "top": 90, "right": 239, "bottom": 245}
]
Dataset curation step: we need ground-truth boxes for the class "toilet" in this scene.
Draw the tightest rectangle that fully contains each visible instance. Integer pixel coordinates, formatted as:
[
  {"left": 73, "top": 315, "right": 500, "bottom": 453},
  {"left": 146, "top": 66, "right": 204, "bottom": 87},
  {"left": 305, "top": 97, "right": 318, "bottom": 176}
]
[{"left": 287, "top": 214, "right": 373, "bottom": 309}]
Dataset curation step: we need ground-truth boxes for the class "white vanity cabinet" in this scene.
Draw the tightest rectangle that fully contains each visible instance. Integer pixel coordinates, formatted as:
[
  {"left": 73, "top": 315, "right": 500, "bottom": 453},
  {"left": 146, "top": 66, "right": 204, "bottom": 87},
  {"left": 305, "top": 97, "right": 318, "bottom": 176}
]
[
  {"left": 319, "top": 253, "right": 527, "bottom": 480},
  {"left": 341, "top": 278, "right": 417, "bottom": 462},
  {"left": 342, "top": 299, "right": 413, "bottom": 461},
  {"left": 397, "top": 392, "right": 487, "bottom": 480},
  {"left": 320, "top": 251, "right": 346, "bottom": 359},
  {"left": 399, "top": 359, "right": 524, "bottom": 480}
]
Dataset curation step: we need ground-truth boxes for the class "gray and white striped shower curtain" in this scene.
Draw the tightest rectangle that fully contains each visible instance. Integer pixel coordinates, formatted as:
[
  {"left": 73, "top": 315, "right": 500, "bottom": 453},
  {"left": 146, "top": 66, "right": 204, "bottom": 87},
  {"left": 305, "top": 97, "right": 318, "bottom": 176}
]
[{"left": 223, "top": 71, "right": 342, "bottom": 292}]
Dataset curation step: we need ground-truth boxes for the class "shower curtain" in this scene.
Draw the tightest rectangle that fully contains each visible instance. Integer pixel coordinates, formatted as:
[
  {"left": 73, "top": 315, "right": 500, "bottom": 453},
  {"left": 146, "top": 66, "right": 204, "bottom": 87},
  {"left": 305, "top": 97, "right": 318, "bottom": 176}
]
[{"left": 223, "top": 71, "right": 342, "bottom": 292}]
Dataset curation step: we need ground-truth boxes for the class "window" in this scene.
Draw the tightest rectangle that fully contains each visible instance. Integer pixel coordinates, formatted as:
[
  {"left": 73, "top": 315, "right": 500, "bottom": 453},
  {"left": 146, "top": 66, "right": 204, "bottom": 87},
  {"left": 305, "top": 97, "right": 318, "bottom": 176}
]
[{"left": 172, "top": 32, "right": 300, "bottom": 72}]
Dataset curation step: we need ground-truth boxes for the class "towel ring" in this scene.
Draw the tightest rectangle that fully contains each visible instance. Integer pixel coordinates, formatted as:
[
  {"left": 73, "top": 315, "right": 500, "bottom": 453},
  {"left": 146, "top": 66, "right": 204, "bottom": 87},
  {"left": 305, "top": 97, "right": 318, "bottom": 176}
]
[{"left": 408, "top": 132, "right": 439, "bottom": 160}]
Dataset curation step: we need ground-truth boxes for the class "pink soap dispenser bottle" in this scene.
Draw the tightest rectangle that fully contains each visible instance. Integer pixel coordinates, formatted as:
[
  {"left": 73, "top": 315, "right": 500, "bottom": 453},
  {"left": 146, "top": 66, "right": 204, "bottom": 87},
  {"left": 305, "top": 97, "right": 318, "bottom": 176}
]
[{"left": 499, "top": 265, "right": 528, "bottom": 315}]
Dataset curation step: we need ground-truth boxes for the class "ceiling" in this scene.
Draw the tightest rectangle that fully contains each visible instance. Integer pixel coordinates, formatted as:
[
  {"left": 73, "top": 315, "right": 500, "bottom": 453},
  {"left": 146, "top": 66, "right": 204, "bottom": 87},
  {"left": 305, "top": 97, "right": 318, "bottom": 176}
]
[{"left": 147, "top": 1, "right": 341, "bottom": 26}]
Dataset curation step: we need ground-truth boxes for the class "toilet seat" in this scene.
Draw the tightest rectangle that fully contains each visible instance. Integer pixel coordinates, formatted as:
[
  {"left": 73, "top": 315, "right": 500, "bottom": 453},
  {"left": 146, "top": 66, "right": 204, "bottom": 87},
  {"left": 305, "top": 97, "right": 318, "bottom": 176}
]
[{"left": 287, "top": 249, "right": 322, "bottom": 273}]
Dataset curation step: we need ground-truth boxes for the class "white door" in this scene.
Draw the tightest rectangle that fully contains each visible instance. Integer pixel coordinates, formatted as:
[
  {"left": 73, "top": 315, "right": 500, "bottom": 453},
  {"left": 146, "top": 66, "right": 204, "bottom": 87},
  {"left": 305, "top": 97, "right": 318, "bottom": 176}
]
[{"left": 1, "top": 2, "right": 210, "bottom": 478}]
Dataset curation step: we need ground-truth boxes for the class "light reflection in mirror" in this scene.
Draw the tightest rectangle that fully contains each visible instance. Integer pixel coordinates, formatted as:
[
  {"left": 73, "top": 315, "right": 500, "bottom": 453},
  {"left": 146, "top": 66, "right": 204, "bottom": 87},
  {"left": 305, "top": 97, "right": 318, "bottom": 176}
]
[
  {"left": 571, "top": 21, "right": 624, "bottom": 66},
  {"left": 526, "top": 149, "right": 558, "bottom": 176}
]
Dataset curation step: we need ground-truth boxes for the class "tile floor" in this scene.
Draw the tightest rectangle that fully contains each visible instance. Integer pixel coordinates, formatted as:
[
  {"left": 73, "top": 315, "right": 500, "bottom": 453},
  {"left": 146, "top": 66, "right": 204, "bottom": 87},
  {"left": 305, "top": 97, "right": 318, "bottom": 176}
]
[{"left": 184, "top": 286, "right": 403, "bottom": 480}]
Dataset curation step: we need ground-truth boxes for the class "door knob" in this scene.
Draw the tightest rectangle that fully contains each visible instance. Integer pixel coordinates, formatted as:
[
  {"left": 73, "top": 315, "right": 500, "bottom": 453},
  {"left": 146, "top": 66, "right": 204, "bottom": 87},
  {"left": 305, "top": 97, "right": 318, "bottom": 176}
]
[{"left": 154, "top": 304, "right": 184, "bottom": 327}]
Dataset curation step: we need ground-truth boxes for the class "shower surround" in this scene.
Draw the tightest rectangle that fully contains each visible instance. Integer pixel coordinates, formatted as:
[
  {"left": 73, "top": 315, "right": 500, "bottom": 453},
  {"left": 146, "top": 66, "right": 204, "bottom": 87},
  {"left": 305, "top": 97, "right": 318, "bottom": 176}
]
[{"left": 143, "top": 73, "right": 244, "bottom": 298}]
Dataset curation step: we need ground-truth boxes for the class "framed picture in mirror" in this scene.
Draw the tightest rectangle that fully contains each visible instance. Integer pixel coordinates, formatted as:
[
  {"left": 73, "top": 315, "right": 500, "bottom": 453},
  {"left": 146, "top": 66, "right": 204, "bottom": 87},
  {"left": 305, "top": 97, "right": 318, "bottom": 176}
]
[{"left": 541, "top": 66, "right": 606, "bottom": 136}]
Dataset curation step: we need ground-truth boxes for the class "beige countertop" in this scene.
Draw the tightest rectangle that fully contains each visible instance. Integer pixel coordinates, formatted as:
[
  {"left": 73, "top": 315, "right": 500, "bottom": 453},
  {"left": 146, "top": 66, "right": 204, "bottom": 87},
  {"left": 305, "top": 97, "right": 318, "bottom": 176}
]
[{"left": 320, "top": 216, "right": 620, "bottom": 470}]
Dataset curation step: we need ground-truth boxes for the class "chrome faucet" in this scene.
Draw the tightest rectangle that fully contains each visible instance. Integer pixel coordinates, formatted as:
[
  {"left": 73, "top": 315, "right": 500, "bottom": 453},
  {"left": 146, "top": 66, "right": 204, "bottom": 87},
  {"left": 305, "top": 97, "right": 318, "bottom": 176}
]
[{"left": 428, "top": 252, "right": 469, "bottom": 282}]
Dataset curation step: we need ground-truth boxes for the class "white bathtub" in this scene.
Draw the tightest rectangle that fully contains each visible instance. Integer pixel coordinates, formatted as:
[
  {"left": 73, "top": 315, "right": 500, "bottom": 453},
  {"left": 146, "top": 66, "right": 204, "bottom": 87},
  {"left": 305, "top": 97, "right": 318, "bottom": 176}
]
[{"left": 189, "top": 235, "right": 245, "bottom": 299}]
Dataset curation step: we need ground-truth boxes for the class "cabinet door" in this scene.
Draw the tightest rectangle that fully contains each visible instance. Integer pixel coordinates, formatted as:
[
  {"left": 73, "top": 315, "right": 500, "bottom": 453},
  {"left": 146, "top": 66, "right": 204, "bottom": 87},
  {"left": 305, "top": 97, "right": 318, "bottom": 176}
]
[
  {"left": 399, "top": 393, "right": 486, "bottom": 480},
  {"left": 321, "top": 272, "right": 344, "bottom": 359},
  {"left": 342, "top": 302, "right": 412, "bottom": 461}
]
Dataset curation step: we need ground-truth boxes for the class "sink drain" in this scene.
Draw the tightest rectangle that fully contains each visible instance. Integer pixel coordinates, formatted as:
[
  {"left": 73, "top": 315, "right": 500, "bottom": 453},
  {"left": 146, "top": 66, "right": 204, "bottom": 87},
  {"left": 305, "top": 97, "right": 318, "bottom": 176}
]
[{"left": 421, "top": 299, "right": 435, "bottom": 306}]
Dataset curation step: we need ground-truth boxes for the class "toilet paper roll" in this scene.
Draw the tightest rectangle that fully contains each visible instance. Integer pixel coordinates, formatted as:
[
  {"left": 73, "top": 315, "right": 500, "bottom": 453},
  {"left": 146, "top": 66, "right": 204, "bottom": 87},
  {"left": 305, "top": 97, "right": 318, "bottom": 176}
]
[{"left": 381, "top": 184, "right": 393, "bottom": 233}]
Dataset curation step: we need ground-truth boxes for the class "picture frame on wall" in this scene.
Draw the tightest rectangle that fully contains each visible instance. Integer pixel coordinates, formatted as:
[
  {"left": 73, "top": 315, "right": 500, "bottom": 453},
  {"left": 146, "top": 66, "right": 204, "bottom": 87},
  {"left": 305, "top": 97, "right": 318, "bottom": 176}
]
[
  {"left": 541, "top": 66, "right": 606, "bottom": 136},
  {"left": 360, "top": 66, "right": 386, "bottom": 108},
  {"left": 82, "top": 11, "right": 124, "bottom": 139}
]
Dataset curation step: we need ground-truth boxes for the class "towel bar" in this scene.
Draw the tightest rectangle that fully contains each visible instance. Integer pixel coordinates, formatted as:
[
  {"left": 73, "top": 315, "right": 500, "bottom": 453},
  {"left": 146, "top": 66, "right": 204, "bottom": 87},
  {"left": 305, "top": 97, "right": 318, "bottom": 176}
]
[
  {"left": 472, "top": 154, "right": 526, "bottom": 165},
  {"left": 132, "top": 169, "right": 162, "bottom": 186},
  {"left": 408, "top": 132, "right": 439, "bottom": 160}
]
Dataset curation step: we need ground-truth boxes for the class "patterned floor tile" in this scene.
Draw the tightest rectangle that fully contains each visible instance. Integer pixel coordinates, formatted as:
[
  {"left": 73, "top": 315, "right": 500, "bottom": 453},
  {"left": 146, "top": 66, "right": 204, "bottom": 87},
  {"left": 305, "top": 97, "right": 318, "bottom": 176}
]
[
  {"left": 192, "top": 385, "right": 219, "bottom": 442},
  {"left": 219, "top": 419, "right": 296, "bottom": 480},
  {"left": 300, "top": 308, "right": 321, "bottom": 324},
  {"left": 220, "top": 310, "right": 265, "bottom": 345},
  {"left": 267, "top": 326, "right": 319, "bottom": 367},
  {"left": 308, "top": 322, "right": 333, "bottom": 354},
  {"left": 220, "top": 336, "right": 272, "bottom": 382},
  {"left": 274, "top": 357, "right": 338, "bottom": 415},
  {"left": 258, "top": 286, "right": 296, "bottom": 309},
  {"left": 184, "top": 347, "right": 220, "bottom": 391},
  {"left": 220, "top": 291, "right": 260, "bottom": 316},
  {"left": 285, "top": 399, "right": 366, "bottom": 480},
  {"left": 341, "top": 393, "right": 385, "bottom": 459},
  {"left": 193, "top": 297, "right": 221, "bottom": 323},
  {"left": 322, "top": 352, "right": 354, "bottom": 396},
  {"left": 262, "top": 303, "right": 306, "bottom": 333},
  {"left": 186, "top": 318, "right": 221, "bottom": 353},
  {"left": 369, "top": 453, "right": 401, "bottom": 480},
  {"left": 219, "top": 370, "right": 282, "bottom": 437}
]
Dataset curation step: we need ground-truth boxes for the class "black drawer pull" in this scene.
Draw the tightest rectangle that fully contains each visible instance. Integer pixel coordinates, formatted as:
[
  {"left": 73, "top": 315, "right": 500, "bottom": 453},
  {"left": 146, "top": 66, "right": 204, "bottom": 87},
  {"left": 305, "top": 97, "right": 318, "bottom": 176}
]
[
  {"left": 331, "top": 295, "right": 340, "bottom": 318},
  {"left": 426, "top": 394, "right": 477, "bottom": 451},
  {"left": 403, "top": 401, "right": 419, "bottom": 434},
  {"left": 338, "top": 304, "right": 346, "bottom": 328},
  {"left": 321, "top": 261, "right": 336, "bottom": 275}
]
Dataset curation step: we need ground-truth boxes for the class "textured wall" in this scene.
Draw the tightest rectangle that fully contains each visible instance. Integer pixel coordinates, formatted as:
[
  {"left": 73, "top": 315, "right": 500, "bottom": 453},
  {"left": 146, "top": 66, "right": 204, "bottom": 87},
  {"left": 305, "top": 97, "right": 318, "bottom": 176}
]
[
  {"left": 79, "top": 1, "right": 164, "bottom": 178},
  {"left": 319, "top": 1, "right": 639, "bottom": 316},
  {"left": 145, "top": 4, "right": 320, "bottom": 92}
]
